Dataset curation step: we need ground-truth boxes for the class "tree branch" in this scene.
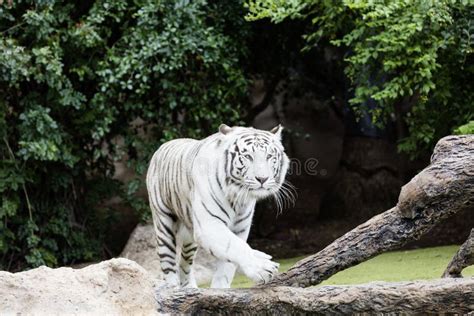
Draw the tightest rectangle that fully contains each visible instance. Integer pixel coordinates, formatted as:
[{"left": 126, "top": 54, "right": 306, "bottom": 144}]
[
  {"left": 265, "top": 135, "right": 474, "bottom": 287},
  {"left": 443, "top": 229, "right": 474, "bottom": 278}
]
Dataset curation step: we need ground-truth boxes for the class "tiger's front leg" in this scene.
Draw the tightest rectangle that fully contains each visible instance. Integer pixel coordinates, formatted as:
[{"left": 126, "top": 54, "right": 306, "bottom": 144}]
[
  {"left": 211, "top": 204, "right": 254, "bottom": 288},
  {"left": 192, "top": 196, "right": 279, "bottom": 286}
]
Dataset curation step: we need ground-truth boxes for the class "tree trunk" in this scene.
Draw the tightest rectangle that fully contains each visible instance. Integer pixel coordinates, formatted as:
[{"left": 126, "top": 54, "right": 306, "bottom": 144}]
[
  {"left": 443, "top": 229, "right": 474, "bottom": 278},
  {"left": 266, "top": 135, "right": 474, "bottom": 287},
  {"left": 156, "top": 278, "right": 474, "bottom": 314}
]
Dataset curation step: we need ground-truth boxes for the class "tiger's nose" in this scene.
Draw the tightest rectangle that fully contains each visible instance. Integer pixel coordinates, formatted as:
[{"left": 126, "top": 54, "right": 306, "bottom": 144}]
[{"left": 255, "top": 176, "right": 268, "bottom": 185}]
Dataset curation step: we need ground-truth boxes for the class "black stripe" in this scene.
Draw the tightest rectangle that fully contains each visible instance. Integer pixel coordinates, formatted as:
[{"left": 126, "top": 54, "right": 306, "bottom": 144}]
[
  {"left": 161, "top": 259, "right": 175, "bottom": 266},
  {"left": 156, "top": 224, "right": 168, "bottom": 238},
  {"left": 210, "top": 189, "right": 230, "bottom": 220},
  {"left": 149, "top": 159, "right": 158, "bottom": 178},
  {"left": 148, "top": 189, "right": 160, "bottom": 212},
  {"left": 156, "top": 223, "right": 176, "bottom": 247},
  {"left": 235, "top": 211, "right": 252, "bottom": 225},
  {"left": 152, "top": 185, "right": 161, "bottom": 210},
  {"left": 159, "top": 219, "right": 175, "bottom": 238},
  {"left": 184, "top": 203, "right": 192, "bottom": 226},
  {"left": 183, "top": 243, "right": 195, "bottom": 251},
  {"left": 229, "top": 151, "right": 236, "bottom": 176},
  {"left": 158, "top": 237, "right": 176, "bottom": 252},
  {"left": 167, "top": 210, "right": 178, "bottom": 222},
  {"left": 157, "top": 200, "right": 177, "bottom": 222},
  {"left": 234, "top": 144, "right": 241, "bottom": 153},
  {"left": 182, "top": 246, "right": 197, "bottom": 255},
  {"left": 162, "top": 267, "right": 175, "bottom": 274},
  {"left": 181, "top": 252, "right": 194, "bottom": 262},
  {"left": 173, "top": 154, "right": 183, "bottom": 215},
  {"left": 183, "top": 242, "right": 195, "bottom": 249},
  {"left": 165, "top": 175, "right": 173, "bottom": 211},
  {"left": 229, "top": 174, "right": 241, "bottom": 183},
  {"left": 159, "top": 252, "right": 175, "bottom": 260},
  {"left": 278, "top": 152, "right": 283, "bottom": 179},
  {"left": 216, "top": 173, "right": 223, "bottom": 191},
  {"left": 233, "top": 228, "right": 246, "bottom": 235},
  {"left": 202, "top": 202, "right": 227, "bottom": 225}
]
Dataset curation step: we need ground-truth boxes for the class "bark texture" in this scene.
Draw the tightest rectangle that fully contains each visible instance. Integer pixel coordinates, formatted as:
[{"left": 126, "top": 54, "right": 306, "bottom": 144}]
[
  {"left": 266, "top": 135, "right": 474, "bottom": 287},
  {"left": 443, "top": 229, "right": 474, "bottom": 278},
  {"left": 156, "top": 278, "right": 474, "bottom": 314}
]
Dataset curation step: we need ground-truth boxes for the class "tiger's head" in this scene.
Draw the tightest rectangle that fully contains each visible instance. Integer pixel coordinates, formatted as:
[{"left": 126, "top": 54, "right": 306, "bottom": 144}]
[{"left": 220, "top": 124, "right": 292, "bottom": 204}]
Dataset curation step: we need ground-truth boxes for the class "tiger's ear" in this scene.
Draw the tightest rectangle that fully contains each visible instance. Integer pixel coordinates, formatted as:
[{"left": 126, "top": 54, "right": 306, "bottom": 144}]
[
  {"left": 270, "top": 124, "right": 283, "bottom": 140},
  {"left": 219, "top": 124, "right": 233, "bottom": 135}
]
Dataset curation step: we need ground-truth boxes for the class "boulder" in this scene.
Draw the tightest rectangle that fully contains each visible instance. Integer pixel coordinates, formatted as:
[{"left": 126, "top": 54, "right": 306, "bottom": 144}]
[{"left": 0, "top": 258, "right": 158, "bottom": 315}]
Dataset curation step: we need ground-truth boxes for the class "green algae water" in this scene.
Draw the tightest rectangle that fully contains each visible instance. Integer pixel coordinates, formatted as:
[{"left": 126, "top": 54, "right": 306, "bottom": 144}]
[{"left": 229, "top": 245, "right": 474, "bottom": 288}]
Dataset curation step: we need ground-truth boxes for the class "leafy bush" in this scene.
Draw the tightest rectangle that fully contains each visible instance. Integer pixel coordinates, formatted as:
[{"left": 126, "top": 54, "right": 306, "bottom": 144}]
[
  {"left": 246, "top": 0, "right": 474, "bottom": 157},
  {"left": 0, "top": 0, "right": 248, "bottom": 270},
  {"left": 454, "top": 121, "right": 474, "bottom": 135}
]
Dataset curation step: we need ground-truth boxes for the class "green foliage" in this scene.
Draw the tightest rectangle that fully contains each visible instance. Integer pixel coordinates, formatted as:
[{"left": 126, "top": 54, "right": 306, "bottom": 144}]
[
  {"left": 454, "top": 120, "right": 474, "bottom": 134},
  {"left": 247, "top": 0, "right": 474, "bottom": 158},
  {"left": 0, "top": 0, "right": 248, "bottom": 270}
]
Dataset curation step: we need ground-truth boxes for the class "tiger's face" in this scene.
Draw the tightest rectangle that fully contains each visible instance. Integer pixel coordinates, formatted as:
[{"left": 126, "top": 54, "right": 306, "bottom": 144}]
[{"left": 221, "top": 124, "right": 289, "bottom": 200}]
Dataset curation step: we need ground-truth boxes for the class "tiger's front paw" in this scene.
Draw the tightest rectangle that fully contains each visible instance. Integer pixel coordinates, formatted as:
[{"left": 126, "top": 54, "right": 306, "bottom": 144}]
[{"left": 240, "top": 249, "right": 279, "bottom": 284}]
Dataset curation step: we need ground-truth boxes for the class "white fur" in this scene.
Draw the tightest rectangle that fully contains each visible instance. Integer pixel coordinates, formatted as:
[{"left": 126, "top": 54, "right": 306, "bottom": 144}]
[{"left": 146, "top": 125, "right": 290, "bottom": 288}]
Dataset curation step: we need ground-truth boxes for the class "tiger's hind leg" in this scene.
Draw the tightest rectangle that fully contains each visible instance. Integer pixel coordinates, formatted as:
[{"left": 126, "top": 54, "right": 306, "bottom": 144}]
[
  {"left": 210, "top": 260, "right": 236, "bottom": 288},
  {"left": 177, "top": 224, "right": 198, "bottom": 288},
  {"left": 151, "top": 202, "right": 180, "bottom": 287}
]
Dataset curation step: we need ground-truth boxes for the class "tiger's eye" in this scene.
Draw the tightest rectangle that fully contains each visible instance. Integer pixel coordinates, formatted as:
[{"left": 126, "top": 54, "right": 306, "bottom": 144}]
[
  {"left": 244, "top": 154, "right": 253, "bottom": 160},
  {"left": 266, "top": 154, "right": 272, "bottom": 160}
]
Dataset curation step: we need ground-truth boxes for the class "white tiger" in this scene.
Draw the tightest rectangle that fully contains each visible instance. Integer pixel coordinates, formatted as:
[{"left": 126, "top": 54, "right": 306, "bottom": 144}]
[{"left": 146, "top": 124, "right": 290, "bottom": 288}]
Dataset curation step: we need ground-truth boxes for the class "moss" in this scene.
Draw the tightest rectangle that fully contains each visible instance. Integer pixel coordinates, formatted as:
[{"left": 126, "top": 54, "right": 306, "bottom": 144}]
[{"left": 230, "top": 245, "right": 474, "bottom": 288}]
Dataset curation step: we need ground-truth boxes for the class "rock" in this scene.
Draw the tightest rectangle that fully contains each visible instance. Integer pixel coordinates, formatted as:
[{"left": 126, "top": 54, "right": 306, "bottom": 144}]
[
  {"left": 0, "top": 258, "right": 158, "bottom": 315},
  {"left": 120, "top": 224, "right": 162, "bottom": 277},
  {"left": 321, "top": 137, "right": 404, "bottom": 220},
  {"left": 120, "top": 224, "right": 217, "bottom": 285}
]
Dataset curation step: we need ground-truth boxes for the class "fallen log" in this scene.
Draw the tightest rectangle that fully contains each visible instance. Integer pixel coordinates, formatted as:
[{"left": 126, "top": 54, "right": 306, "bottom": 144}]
[
  {"left": 156, "top": 277, "right": 474, "bottom": 314},
  {"left": 266, "top": 135, "right": 474, "bottom": 287},
  {"left": 443, "top": 229, "right": 474, "bottom": 278}
]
